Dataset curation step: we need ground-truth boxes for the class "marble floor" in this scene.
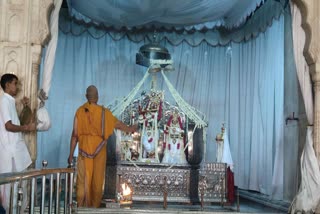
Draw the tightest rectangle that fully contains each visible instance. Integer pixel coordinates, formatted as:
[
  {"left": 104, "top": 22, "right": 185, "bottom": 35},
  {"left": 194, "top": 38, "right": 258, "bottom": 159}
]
[
  {"left": 74, "top": 197, "right": 287, "bottom": 213},
  {"left": 33, "top": 179, "right": 289, "bottom": 213}
]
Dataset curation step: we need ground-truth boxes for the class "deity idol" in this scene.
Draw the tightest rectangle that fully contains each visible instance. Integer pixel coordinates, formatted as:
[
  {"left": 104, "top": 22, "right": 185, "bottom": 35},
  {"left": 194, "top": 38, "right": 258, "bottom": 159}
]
[
  {"left": 138, "top": 90, "right": 163, "bottom": 162},
  {"left": 162, "top": 108, "right": 187, "bottom": 164},
  {"left": 215, "top": 124, "right": 225, "bottom": 163}
]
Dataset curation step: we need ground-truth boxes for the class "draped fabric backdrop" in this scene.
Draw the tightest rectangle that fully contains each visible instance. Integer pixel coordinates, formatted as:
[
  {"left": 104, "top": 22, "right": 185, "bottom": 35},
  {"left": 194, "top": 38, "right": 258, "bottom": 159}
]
[
  {"left": 37, "top": 15, "right": 288, "bottom": 199},
  {"left": 290, "top": 3, "right": 320, "bottom": 212}
]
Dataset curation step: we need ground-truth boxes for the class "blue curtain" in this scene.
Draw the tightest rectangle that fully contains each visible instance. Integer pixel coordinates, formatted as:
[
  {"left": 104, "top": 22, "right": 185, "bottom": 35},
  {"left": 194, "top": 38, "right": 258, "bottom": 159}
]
[{"left": 38, "top": 15, "right": 287, "bottom": 199}]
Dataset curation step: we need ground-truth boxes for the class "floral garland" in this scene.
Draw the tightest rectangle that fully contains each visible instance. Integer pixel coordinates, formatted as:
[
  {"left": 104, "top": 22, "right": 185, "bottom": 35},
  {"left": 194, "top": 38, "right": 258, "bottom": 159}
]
[
  {"left": 149, "top": 59, "right": 173, "bottom": 66},
  {"left": 161, "top": 71, "right": 207, "bottom": 128},
  {"left": 111, "top": 69, "right": 150, "bottom": 117}
]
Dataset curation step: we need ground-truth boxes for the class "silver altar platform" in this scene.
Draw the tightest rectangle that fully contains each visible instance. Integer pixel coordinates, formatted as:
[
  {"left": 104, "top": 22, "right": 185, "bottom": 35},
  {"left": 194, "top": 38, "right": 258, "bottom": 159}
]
[{"left": 105, "top": 161, "right": 228, "bottom": 204}]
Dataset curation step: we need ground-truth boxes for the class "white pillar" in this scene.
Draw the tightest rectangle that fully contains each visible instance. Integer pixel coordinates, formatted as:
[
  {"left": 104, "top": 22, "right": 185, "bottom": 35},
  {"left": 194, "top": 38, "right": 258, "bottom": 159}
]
[{"left": 0, "top": 0, "right": 54, "bottom": 163}]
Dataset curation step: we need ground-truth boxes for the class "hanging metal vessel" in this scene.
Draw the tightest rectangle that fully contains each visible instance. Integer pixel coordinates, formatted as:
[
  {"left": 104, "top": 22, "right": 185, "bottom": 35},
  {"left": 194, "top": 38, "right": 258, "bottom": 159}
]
[{"left": 136, "top": 42, "right": 172, "bottom": 68}]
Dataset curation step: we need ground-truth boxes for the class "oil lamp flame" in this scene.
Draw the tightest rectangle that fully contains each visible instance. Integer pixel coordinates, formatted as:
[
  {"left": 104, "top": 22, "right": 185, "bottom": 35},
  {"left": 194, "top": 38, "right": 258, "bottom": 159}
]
[{"left": 122, "top": 183, "right": 131, "bottom": 196}]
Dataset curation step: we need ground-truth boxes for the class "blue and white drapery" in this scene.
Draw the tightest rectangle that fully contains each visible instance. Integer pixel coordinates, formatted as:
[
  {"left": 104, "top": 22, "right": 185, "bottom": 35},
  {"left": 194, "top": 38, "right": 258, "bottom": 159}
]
[
  {"left": 66, "top": 0, "right": 264, "bottom": 30},
  {"left": 60, "top": 0, "right": 284, "bottom": 46},
  {"left": 37, "top": 13, "right": 287, "bottom": 200},
  {"left": 37, "top": 0, "right": 63, "bottom": 131}
]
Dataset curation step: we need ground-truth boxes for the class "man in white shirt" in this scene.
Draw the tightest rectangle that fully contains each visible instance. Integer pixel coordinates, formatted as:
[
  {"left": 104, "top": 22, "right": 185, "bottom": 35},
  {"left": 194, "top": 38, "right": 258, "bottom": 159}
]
[{"left": 0, "top": 73, "right": 36, "bottom": 212}]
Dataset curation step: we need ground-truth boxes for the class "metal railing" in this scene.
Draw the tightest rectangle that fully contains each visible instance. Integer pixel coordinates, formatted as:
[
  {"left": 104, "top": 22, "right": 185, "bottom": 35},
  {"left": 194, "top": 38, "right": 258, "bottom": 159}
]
[{"left": 0, "top": 162, "right": 75, "bottom": 214}]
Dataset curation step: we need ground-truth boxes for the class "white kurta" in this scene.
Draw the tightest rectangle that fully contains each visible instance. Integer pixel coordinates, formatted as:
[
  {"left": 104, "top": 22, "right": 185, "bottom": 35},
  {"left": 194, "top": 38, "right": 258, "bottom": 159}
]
[
  {"left": 0, "top": 93, "right": 32, "bottom": 172},
  {"left": 0, "top": 93, "right": 32, "bottom": 211}
]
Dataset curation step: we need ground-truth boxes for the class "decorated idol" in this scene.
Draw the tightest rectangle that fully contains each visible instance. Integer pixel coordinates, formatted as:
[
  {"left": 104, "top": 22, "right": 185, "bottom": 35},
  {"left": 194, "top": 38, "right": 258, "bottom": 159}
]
[
  {"left": 162, "top": 107, "right": 187, "bottom": 164},
  {"left": 138, "top": 90, "right": 163, "bottom": 162}
]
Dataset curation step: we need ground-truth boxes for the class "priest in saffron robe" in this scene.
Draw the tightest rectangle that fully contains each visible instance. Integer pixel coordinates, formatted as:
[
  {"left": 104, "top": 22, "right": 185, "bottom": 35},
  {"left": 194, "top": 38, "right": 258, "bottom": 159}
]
[{"left": 68, "top": 85, "right": 137, "bottom": 207}]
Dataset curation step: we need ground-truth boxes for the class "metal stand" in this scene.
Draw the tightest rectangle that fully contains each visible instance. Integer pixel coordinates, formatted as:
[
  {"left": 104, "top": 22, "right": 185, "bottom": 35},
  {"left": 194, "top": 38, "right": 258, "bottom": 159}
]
[
  {"left": 198, "top": 175, "right": 207, "bottom": 211},
  {"left": 162, "top": 176, "right": 168, "bottom": 209},
  {"left": 221, "top": 175, "right": 225, "bottom": 207}
]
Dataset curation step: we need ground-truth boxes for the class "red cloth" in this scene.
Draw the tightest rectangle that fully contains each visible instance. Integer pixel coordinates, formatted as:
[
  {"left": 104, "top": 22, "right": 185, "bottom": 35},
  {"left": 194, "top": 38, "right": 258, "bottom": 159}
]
[{"left": 227, "top": 166, "right": 235, "bottom": 203}]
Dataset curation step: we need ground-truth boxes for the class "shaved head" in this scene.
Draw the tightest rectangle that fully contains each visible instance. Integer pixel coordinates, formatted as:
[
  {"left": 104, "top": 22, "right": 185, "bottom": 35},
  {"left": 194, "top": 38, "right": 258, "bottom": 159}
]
[{"left": 86, "top": 85, "right": 99, "bottom": 104}]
